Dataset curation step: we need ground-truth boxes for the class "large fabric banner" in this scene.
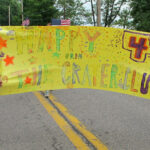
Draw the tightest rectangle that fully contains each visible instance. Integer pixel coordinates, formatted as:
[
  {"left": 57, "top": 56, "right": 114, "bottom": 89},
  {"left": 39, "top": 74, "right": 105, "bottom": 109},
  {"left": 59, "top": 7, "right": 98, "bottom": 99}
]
[{"left": 0, "top": 26, "right": 150, "bottom": 99}]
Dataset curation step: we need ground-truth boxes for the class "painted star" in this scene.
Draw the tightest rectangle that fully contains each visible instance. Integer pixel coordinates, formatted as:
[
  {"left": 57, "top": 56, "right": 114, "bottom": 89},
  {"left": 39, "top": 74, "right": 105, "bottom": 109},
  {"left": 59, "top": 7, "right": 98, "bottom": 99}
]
[
  {"left": 25, "top": 76, "right": 32, "bottom": 84},
  {"left": 0, "top": 37, "right": 7, "bottom": 50},
  {"left": 3, "top": 55, "right": 14, "bottom": 66}
]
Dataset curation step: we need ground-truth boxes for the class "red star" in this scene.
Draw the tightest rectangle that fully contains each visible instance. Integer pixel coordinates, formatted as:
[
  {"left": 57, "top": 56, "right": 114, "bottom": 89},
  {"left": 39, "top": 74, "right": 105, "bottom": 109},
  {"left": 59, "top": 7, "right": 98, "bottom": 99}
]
[
  {"left": 4, "top": 55, "right": 14, "bottom": 66},
  {"left": 0, "top": 37, "right": 7, "bottom": 50},
  {"left": 25, "top": 76, "right": 32, "bottom": 84}
]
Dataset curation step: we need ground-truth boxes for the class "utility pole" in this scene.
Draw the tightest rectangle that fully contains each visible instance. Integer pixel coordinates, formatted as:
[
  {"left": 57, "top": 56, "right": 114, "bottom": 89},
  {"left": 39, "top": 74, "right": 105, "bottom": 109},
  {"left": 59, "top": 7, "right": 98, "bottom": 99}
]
[
  {"left": 97, "top": 0, "right": 101, "bottom": 26},
  {"left": 8, "top": 5, "right": 10, "bottom": 26},
  {"left": 21, "top": 0, "right": 24, "bottom": 24}
]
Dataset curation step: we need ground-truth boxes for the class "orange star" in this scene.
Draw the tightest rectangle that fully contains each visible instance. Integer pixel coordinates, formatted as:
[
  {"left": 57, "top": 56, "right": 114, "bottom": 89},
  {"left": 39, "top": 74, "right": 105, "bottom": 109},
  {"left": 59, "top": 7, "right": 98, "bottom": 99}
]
[
  {"left": 25, "top": 76, "right": 32, "bottom": 84},
  {"left": 0, "top": 37, "right": 7, "bottom": 50},
  {"left": 3, "top": 55, "right": 14, "bottom": 66}
]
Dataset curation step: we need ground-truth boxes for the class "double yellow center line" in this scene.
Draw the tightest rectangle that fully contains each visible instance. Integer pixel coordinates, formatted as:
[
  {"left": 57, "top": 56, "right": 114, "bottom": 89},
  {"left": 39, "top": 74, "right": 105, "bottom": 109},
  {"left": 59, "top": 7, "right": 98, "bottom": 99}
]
[{"left": 34, "top": 92, "right": 108, "bottom": 150}]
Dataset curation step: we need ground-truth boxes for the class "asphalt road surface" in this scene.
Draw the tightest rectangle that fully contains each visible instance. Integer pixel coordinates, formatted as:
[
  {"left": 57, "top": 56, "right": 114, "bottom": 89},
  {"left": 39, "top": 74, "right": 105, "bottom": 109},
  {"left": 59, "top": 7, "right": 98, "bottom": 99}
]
[{"left": 0, "top": 89, "right": 150, "bottom": 150}]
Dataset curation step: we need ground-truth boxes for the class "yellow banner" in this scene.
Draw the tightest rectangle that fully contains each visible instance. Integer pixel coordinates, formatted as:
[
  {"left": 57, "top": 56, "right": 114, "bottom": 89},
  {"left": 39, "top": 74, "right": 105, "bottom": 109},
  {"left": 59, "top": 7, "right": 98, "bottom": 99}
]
[{"left": 0, "top": 26, "right": 150, "bottom": 99}]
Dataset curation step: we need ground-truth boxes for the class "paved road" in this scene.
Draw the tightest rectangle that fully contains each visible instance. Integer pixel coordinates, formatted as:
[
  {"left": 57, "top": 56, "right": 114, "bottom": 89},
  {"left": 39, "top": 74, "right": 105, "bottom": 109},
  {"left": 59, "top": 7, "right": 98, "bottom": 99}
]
[
  {"left": 0, "top": 93, "right": 76, "bottom": 150},
  {"left": 0, "top": 89, "right": 150, "bottom": 150}
]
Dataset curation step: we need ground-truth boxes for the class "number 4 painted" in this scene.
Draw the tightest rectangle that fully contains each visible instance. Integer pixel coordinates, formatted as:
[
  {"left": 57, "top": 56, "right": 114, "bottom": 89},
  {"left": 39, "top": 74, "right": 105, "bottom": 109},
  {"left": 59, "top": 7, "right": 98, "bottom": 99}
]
[{"left": 129, "top": 37, "right": 148, "bottom": 60}]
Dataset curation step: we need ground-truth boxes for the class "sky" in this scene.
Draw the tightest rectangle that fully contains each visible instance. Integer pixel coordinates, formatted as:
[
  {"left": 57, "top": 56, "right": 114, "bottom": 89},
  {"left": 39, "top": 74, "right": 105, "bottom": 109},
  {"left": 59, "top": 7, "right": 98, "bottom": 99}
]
[{"left": 83, "top": 0, "right": 92, "bottom": 10}]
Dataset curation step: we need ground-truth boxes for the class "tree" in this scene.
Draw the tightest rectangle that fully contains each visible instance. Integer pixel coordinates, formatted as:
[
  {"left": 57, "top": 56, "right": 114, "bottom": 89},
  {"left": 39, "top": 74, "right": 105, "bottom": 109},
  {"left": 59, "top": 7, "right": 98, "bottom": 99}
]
[
  {"left": 0, "top": 0, "right": 21, "bottom": 25},
  {"left": 102, "top": 0, "right": 126, "bottom": 27},
  {"left": 90, "top": 0, "right": 96, "bottom": 26},
  {"left": 130, "top": 0, "right": 150, "bottom": 32},
  {"left": 23, "top": 0, "right": 58, "bottom": 25},
  {"left": 89, "top": 0, "right": 127, "bottom": 27},
  {"left": 113, "top": 9, "right": 133, "bottom": 29},
  {"left": 55, "top": 0, "right": 92, "bottom": 25}
]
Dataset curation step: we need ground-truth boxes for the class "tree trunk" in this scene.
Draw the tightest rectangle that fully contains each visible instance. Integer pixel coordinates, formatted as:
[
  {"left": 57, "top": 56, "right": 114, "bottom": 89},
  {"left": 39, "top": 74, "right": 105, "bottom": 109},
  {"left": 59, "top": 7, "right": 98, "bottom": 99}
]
[
  {"left": 97, "top": 0, "right": 101, "bottom": 26},
  {"left": 91, "top": 0, "right": 96, "bottom": 26}
]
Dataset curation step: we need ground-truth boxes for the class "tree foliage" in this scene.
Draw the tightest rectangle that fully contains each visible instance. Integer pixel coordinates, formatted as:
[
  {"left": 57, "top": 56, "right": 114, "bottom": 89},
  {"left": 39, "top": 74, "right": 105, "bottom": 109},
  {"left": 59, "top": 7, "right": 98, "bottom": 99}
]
[
  {"left": 102, "top": 0, "right": 126, "bottom": 27},
  {"left": 23, "top": 0, "right": 58, "bottom": 25},
  {"left": 130, "top": 0, "right": 150, "bottom": 32},
  {"left": 55, "top": 0, "right": 92, "bottom": 25},
  {"left": 88, "top": 0, "right": 127, "bottom": 27},
  {"left": 0, "top": 0, "right": 21, "bottom": 25},
  {"left": 0, "top": 0, "right": 58, "bottom": 26},
  {"left": 113, "top": 9, "right": 132, "bottom": 29}
]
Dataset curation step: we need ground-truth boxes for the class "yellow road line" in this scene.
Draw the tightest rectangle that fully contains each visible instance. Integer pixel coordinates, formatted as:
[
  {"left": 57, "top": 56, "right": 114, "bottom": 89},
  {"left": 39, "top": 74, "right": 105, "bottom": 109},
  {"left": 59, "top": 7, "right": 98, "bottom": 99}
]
[
  {"left": 49, "top": 94, "right": 108, "bottom": 150},
  {"left": 34, "top": 92, "right": 90, "bottom": 150}
]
